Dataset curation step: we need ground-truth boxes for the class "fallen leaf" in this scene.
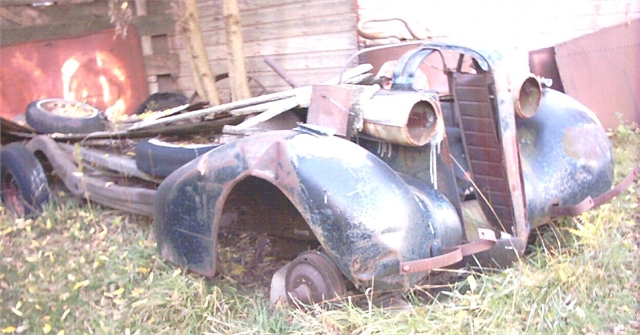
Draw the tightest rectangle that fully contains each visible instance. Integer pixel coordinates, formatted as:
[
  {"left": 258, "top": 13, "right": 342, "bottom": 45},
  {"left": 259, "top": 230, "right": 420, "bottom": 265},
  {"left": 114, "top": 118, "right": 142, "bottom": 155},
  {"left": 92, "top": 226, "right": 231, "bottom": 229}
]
[
  {"left": 468, "top": 275, "right": 477, "bottom": 292},
  {"left": 61, "top": 309, "right": 70, "bottom": 321},
  {"left": 73, "top": 280, "right": 90, "bottom": 290},
  {"left": 43, "top": 323, "right": 51, "bottom": 334},
  {"left": 131, "top": 288, "right": 144, "bottom": 297},
  {"left": 1, "top": 326, "right": 16, "bottom": 334},
  {"left": 131, "top": 298, "right": 149, "bottom": 308},
  {"left": 559, "top": 268, "right": 569, "bottom": 282},
  {"left": 59, "top": 292, "right": 70, "bottom": 301}
]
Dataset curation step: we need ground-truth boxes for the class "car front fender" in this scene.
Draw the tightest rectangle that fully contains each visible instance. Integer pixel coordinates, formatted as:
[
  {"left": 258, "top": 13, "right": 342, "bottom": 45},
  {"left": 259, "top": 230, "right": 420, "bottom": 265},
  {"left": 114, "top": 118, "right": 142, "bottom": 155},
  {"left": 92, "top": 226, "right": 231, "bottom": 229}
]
[
  {"left": 154, "top": 129, "right": 461, "bottom": 291},
  {"left": 517, "top": 89, "right": 615, "bottom": 228}
]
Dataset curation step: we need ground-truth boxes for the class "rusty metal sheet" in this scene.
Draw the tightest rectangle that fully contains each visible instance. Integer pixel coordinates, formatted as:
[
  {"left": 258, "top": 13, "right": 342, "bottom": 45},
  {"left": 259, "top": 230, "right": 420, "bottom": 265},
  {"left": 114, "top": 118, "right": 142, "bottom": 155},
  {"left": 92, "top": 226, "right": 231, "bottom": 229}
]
[
  {"left": 0, "top": 26, "right": 148, "bottom": 121},
  {"left": 528, "top": 47, "right": 565, "bottom": 93},
  {"left": 307, "top": 85, "right": 353, "bottom": 137},
  {"left": 554, "top": 18, "right": 640, "bottom": 129}
]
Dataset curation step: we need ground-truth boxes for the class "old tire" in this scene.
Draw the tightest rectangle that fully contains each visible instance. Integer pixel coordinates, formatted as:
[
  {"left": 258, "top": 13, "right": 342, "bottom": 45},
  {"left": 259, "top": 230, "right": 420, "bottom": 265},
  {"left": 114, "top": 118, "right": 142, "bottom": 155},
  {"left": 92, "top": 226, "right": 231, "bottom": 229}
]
[
  {"left": 26, "top": 98, "right": 106, "bottom": 134},
  {"left": 135, "top": 92, "right": 189, "bottom": 115},
  {"left": 0, "top": 143, "right": 51, "bottom": 217},
  {"left": 135, "top": 138, "right": 220, "bottom": 178}
]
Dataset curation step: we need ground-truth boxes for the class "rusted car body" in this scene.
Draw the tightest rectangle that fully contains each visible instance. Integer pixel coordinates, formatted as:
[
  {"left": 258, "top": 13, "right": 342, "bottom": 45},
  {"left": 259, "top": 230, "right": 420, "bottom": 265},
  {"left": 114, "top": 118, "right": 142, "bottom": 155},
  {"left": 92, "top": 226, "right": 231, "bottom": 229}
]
[
  {"left": 153, "top": 41, "right": 634, "bottom": 298},
  {"left": 1, "top": 40, "right": 635, "bottom": 304}
]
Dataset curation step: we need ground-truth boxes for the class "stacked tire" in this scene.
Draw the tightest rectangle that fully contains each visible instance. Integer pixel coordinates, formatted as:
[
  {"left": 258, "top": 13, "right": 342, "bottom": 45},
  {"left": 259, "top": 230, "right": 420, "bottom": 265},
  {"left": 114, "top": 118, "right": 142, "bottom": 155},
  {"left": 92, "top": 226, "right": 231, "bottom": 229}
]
[
  {"left": 135, "top": 138, "right": 220, "bottom": 178},
  {"left": 25, "top": 98, "right": 105, "bottom": 134}
]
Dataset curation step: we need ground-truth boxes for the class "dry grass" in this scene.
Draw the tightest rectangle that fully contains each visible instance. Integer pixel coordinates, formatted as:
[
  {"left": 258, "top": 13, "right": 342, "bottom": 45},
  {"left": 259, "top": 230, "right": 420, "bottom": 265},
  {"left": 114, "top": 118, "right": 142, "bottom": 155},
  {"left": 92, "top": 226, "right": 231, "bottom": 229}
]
[{"left": 1, "top": 124, "right": 638, "bottom": 335}]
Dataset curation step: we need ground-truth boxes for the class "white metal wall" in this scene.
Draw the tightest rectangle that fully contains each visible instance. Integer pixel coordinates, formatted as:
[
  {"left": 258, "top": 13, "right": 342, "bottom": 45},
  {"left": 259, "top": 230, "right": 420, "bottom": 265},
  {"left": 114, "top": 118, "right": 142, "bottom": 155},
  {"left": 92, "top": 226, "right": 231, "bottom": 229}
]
[{"left": 357, "top": 0, "right": 640, "bottom": 51}]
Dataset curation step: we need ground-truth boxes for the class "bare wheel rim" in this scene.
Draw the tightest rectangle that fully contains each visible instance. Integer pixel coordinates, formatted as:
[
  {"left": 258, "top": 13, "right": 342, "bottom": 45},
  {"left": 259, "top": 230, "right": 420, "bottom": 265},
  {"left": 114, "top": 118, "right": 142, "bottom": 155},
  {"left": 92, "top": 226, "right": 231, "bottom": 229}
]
[
  {"left": 39, "top": 99, "right": 98, "bottom": 119},
  {"left": 285, "top": 250, "right": 347, "bottom": 305}
]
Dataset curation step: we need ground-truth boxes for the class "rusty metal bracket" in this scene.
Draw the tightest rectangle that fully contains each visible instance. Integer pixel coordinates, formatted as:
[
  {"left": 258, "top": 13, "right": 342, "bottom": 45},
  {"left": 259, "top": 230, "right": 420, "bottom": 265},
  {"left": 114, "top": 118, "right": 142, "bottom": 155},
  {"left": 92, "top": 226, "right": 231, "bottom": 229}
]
[
  {"left": 262, "top": 55, "right": 298, "bottom": 89},
  {"left": 399, "top": 228, "right": 497, "bottom": 274},
  {"left": 551, "top": 166, "right": 638, "bottom": 218}
]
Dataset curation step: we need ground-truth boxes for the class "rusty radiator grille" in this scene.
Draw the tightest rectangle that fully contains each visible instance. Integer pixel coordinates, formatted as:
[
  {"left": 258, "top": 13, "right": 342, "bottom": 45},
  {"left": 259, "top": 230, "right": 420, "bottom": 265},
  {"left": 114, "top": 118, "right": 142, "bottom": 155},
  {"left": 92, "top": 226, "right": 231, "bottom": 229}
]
[{"left": 453, "top": 73, "right": 516, "bottom": 232}]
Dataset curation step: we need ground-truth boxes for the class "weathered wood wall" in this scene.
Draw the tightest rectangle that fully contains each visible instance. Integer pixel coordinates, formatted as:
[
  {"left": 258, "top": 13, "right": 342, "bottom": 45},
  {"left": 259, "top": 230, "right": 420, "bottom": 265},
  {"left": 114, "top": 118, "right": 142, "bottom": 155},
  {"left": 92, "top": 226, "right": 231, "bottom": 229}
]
[{"left": 171, "top": 0, "right": 358, "bottom": 102}]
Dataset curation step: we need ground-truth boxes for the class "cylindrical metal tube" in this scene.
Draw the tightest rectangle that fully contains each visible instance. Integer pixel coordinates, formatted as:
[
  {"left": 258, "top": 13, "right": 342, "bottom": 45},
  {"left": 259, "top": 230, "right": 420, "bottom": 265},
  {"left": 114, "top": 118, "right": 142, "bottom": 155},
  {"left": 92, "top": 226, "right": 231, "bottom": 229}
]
[
  {"left": 514, "top": 74, "right": 542, "bottom": 118},
  {"left": 361, "top": 92, "right": 442, "bottom": 147}
]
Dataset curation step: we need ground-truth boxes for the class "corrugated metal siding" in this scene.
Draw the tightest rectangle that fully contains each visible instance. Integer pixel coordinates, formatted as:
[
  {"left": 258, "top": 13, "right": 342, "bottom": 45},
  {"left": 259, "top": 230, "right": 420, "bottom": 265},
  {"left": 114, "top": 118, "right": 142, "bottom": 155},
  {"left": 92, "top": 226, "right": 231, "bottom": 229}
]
[
  {"left": 171, "top": 0, "right": 358, "bottom": 101},
  {"left": 356, "top": 0, "right": 640, "bottom": 51}
]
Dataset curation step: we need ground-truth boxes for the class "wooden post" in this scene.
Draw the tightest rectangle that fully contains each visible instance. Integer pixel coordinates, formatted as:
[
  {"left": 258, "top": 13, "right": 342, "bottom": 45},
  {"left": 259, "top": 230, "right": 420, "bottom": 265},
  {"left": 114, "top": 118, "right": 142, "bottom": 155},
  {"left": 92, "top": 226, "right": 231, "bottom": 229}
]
[
  {"left": 134, "top": 0, "right": 158, "bottom": 94},
  {"left": 222, "top": 0, "right": 251, "bottom": 101},
  {"left": 181, "top": 0, "right": 220, "bottom": 105}
]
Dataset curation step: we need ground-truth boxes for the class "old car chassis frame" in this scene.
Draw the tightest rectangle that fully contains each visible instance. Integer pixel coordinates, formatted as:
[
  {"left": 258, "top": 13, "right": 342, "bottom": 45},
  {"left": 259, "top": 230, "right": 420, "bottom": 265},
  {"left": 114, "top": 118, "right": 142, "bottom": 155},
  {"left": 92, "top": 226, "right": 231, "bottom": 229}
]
[{"left": 1, "top": 40, "right": 636, "bottom": 304}]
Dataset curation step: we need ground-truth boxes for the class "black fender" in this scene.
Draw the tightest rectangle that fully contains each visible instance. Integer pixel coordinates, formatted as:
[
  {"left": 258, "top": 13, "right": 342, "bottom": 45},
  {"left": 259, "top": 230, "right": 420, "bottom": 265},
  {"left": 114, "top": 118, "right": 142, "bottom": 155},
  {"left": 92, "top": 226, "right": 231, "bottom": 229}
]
[
  {"left": 154, "top": 129, "right": 461, "bottom": 291},
  {"left": 516, "top": 89, "right": 615, "bottom": 228}
]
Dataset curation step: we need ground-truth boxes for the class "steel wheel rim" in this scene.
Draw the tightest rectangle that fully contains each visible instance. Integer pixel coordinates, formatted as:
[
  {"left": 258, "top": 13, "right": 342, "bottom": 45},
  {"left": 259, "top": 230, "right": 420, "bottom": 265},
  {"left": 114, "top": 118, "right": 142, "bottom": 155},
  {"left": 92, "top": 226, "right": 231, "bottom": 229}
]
[
  {"left": 285, "top": 251, "right": 346, "bottom": 305},
  {"left": 40, "top": 99, "right": 99, "bottom": 119}
]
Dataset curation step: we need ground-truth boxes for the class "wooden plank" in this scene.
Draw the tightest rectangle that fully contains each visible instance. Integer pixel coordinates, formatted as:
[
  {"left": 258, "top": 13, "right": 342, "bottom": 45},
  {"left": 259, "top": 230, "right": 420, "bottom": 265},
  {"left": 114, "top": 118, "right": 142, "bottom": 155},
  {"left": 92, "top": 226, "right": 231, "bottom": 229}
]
[
  {"left": 199, "top": 0, "right": 355, "bottom": 29},
  {"left": 0, "top": 0, "right": 95, "bottom": 6},
  {"left": 8, "top": 0, "right": 167, "bottom": 22},
  {"left": 0, "top": 13, "right": 173, "bottom": 47},
  {"left": 177, "top": 66, "right": 360, "bottom": 92},
  {"left": 199, "top": 31, "right": 356, "bottom": 59},
  {"left": 199, "top": 13, "right": 357, "bottom": 45},
  {"left": 199, "top": 0, "right": 307, "bottom": 17},
  {"left": 170, "top": 0, "right": 358, "bottom": 102},
  {"left": 201, "top": 50, "right": 357, "bottom": 74},
  {"left": 25, "top": 1, "right": 108, "bottom": 20},
  {"left": 0, "top": 18, "right": 112, "bottom": 46},
  {"left": 172, "top": 44, "right": 357, "bottom": 97},
  {"left": 133, "top": 13, "right": 175, "bottom": 36},
  {"left": 0, "top": 7, "right": 23, "bottom": 26},
  {"left": 144, "top": 1, "right": 173, "bottom": 15},
  {"left": 131, "top": 63, "right": 372, "bottom": 131},
  {"left": 143, "top": 53, "right": 181, "bottom": 76},
  {"left": 175, "top": 55, "right": 357, "bottom": 90}
]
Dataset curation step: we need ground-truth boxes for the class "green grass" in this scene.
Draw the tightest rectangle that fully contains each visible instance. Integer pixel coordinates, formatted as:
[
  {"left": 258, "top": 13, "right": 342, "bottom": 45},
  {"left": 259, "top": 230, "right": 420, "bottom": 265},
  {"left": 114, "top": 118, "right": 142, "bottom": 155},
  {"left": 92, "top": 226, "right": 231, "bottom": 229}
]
[{"left": 1, "top": 124, "right": 638, "bottom": 335}]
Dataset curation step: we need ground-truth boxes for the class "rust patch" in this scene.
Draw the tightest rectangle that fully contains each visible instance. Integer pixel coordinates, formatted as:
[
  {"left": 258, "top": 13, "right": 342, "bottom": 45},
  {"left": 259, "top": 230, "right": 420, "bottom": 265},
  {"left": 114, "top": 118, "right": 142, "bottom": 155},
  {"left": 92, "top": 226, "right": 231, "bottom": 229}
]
[
  {"left": 0, "top": 27, "right": 148, "bottom": 120},
  {"left": 562, "top": 126, "right": 607, "bottom": 161}
]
